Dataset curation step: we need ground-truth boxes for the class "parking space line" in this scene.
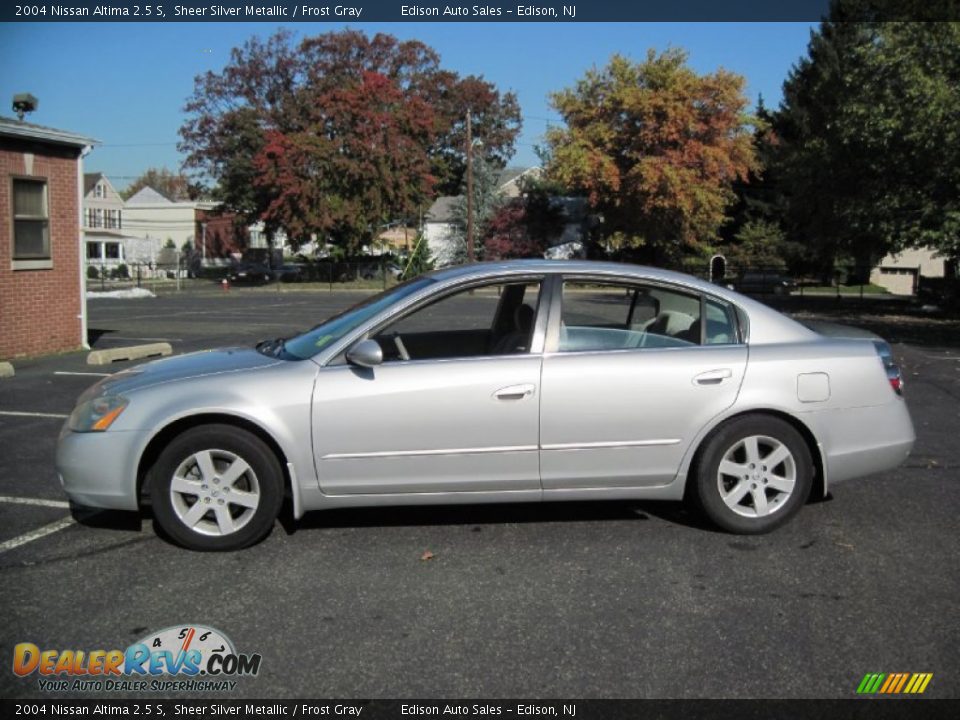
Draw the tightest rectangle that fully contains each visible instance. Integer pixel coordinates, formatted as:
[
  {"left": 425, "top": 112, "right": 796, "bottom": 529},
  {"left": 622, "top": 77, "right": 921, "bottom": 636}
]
[
  {"left": 54, "top": 371, "right": 111, "bottom": 377},
  {"left": 0, "top": 410, "right": 69, "bottom": 419},
  {"left": 0, "top": 516, "right": 74, "bottom": 554},
  {"left": 0, "top": 495, "right": 70, "bottom": 509}
]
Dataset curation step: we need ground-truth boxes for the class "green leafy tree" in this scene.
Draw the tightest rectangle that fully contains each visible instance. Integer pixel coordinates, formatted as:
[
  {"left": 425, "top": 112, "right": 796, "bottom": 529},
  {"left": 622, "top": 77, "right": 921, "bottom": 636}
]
[
  {"left": 772, "top": 11, "right": 960, "bottom": 276},
  {"left": 449, "top": 154, "right": 507, "bottom": 263},
  {"left": 400, "top": 233, "right": 434, "bottom": 280},
  {"left": 545, "top": 50, "right": 758, "bottom": 265}
]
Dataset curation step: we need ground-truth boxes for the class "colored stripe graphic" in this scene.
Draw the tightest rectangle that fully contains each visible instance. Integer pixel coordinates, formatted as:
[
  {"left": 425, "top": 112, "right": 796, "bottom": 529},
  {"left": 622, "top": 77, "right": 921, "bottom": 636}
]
[{"left": 857, "top": 673, "right": 932, "bottom": 694}]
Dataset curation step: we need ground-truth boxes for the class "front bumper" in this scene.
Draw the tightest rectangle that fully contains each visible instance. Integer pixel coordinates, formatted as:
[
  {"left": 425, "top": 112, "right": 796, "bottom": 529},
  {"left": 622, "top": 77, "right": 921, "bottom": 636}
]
[{"left": 55, "top": 425, "right": 150, "bottom": 511}]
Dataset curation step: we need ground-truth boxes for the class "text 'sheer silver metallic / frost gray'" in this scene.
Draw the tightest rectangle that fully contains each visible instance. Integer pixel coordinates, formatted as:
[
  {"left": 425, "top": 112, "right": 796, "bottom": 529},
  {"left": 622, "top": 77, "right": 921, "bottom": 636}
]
[{"left": 56, "top": 261, "right": 915, "bottom": 550}]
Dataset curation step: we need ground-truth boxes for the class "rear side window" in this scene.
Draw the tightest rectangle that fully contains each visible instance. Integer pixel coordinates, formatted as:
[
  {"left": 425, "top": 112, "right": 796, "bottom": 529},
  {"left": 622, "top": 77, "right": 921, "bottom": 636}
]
[
  {"left": 559, "top": 281, "right": 702, "bottom": 352},
  {"left": 704, "top": 297, "right": 740, "bottom": 345}
]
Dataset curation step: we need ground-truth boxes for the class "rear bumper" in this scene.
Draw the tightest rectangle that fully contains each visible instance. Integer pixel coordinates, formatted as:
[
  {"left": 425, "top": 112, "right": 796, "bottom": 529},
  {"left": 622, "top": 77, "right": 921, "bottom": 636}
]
[
  {"left": 55, "top": 425, "right": 148, "bottom": 511},
  {"left": 807, "top": 399, "right": 915, "bottom": 485}
]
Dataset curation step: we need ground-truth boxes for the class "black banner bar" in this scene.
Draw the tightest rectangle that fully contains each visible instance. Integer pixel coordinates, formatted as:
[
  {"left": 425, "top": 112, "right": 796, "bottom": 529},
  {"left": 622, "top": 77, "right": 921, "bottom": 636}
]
[
  {"left": 4, "top": 0, "right": 960, "bottom": 23},
  {"left": 2, "top": 699, "right": 960, "bottom": 719}
]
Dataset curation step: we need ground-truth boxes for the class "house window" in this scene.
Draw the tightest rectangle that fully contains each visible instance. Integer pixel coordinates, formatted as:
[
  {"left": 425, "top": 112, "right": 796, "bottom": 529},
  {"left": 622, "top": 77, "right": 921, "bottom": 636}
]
[
  {"left": 95, "top": 183, "right": 105, "bottom": 199},
  {"left": 104, "top": 243, "right": 121, "bottom": 260},
  {"left": 87, "top": 242, "right": 101, "bottom": 260},
  {"left": 12, "top": 178, "right": 50, "bottom": 260}
]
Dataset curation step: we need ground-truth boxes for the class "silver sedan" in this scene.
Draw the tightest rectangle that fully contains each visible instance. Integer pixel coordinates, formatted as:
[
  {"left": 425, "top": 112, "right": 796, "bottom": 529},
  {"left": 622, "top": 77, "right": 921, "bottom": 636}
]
[{"left": 56, "top": 261, "right": 915, "bottom": 550}]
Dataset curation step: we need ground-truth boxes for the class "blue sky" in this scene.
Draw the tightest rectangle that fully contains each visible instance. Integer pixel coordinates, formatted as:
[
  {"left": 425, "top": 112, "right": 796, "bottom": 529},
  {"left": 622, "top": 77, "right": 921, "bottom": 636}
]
[{"left": 0, "top": 22, "right": 816, "bottom": 189}]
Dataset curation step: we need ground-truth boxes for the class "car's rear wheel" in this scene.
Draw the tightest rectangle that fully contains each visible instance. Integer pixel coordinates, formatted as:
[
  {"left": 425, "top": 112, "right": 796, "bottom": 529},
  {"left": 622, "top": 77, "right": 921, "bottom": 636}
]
[
  {"left": 691, "top": 415, "right": 812, "bottom": 534},
  {"left": 149, "top": 424, "right": 283, "bottom": 551}
]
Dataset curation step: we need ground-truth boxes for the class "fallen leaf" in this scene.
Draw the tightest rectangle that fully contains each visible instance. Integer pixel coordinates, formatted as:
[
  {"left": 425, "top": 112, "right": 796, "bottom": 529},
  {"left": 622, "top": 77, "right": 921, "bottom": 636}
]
[{"left": 420, "top": 550, "right": 434, "bottom": 561}]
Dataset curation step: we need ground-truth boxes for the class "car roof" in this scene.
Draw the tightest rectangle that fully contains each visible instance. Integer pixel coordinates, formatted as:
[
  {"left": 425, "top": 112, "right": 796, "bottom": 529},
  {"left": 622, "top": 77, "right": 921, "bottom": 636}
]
[{"left": 428, "top": 259, "right": 747, "bottom": 301}]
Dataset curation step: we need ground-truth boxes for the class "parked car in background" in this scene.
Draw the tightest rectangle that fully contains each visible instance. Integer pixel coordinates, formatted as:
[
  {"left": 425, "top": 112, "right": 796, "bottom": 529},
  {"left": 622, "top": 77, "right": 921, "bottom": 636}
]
[
  {"left": 227, "top": 262, "right": 272, "bottom": 285},
  {"left": 57, "top": 260, "right": 914, "bottom": 550},
  {"left": 277, "top": 264, "right": 306, "bottom": 283},
  {"left": 733, "top": 272, "right": 796, "bottom": 296}
]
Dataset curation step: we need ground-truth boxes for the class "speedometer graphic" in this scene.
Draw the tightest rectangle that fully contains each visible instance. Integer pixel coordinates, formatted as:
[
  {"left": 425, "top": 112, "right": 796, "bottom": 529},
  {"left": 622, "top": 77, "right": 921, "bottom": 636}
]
[{"left": 134, "top": 624, "right": 235, "bottom": 672}]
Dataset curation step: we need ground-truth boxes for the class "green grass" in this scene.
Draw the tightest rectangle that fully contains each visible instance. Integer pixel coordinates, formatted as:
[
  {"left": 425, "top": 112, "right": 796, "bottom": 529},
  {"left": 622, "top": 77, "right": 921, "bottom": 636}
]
[{"left": 801, "top": 283, "right": 890, "bottom": 295}]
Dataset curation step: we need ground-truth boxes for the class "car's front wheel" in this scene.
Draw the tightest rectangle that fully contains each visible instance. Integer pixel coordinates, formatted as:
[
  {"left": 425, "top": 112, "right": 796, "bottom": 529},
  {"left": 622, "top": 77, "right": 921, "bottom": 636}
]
[
  {"left": 691, "top": 415, "right": 813, "bottom": 534},
  {"left": 149, "top": 424, "right": 283, "bottom": 551}
]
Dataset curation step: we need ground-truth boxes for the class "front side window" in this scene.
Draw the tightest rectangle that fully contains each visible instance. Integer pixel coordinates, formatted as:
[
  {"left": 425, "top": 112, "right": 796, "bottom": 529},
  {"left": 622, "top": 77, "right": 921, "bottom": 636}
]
[
  {"left": 13, "top": 178, "right": 50, "bottom": 260},
  {"left": 373, "top": 280, "right": 543, "bottom": 362},
  {"left": 559, "top": 280, "right": 704, "bottom": 352},
  {"left": 281, "top": 277, "right": 436, "bottom": 360}
]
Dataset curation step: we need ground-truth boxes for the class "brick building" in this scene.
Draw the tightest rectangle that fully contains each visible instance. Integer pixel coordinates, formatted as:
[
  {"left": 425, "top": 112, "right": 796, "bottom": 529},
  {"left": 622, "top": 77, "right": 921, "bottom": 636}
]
[{"left": 0, "top": 116, "right": 97, "bottom": 359}]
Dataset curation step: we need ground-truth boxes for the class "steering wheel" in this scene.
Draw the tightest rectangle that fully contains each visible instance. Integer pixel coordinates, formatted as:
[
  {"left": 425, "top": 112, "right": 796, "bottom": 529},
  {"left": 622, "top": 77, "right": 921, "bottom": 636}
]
[{"left": 391, "top": 333, "right": 410, "bottom": 361}]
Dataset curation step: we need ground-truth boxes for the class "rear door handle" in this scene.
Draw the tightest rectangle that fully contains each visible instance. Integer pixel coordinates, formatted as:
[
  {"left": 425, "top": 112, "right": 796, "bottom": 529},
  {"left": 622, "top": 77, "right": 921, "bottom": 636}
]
[
  {"left": 693, "top": 369, "right": 733, "bottom": 386},
  {"left": 493, "top": 383, "right": 536, "bottom": 400}
]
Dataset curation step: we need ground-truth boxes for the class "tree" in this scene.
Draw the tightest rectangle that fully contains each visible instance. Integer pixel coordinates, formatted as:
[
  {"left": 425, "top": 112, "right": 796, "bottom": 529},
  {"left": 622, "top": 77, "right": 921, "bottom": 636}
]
[
  {"left": 254, "top": 70, "right": 436, "bottom": 250},
  {"left": 122, "top": 167, "right": 199, "bottom": 201},
  {"left": 545, "top": 50, "right": 758, "bottom": 265},
  {"left": 400, "top": 232, "right": 434, "bottom": 280},
  {"left": 772, "top": 12, "right": 960, "bottom": 276},
  {"left": 448, "top": 154, "right": 508, "bottom": 263},
  {"left": 483, "top": 184, "right": 566, "bottom": 261},
  {"left": 179, "top": 30, "right": 522, "bottom": 250}
]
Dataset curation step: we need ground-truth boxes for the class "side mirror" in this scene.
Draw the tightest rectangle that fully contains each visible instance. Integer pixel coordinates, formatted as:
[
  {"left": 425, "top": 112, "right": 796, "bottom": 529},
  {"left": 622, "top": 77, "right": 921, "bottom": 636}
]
[{"left": 345, "top": 339, "right": 383, "bottom": 368}]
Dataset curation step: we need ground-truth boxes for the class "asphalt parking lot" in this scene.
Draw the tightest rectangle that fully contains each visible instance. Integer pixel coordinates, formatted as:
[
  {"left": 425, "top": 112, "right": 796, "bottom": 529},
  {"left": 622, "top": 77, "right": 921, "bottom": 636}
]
[{"left": 1, "top": 287, "right": 958, "bottom": 699}]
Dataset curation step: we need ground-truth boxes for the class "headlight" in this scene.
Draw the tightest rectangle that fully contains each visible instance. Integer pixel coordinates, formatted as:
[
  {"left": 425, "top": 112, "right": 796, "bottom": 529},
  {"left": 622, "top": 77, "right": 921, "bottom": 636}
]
[{"left": 68, "top": 395, "right": 129, "bottom": 432}]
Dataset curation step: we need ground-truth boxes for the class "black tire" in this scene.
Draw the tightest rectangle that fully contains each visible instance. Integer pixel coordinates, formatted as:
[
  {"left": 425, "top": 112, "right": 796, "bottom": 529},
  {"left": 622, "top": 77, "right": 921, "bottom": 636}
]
[
  {"left": 149, "top": 424, "right": 283, "bottom": 551},
  {"left": 690, "top": 415, "right": 813, "bottom": 534}
]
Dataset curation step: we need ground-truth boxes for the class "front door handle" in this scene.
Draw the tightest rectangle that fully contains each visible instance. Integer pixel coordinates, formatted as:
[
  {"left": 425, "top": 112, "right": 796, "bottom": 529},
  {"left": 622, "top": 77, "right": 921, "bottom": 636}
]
[
  {"left": 693, "top": 369, "right": 733, "bottom": 386},
  {"left": 493, "top": 383, "right": 536, "bottom": 400}
]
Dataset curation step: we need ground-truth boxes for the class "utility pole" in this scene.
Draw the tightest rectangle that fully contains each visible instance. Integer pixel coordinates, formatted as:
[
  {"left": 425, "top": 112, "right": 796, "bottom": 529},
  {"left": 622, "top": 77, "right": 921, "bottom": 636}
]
[{"left": 466, "top": 108, "right": 474, "bottom": 263}]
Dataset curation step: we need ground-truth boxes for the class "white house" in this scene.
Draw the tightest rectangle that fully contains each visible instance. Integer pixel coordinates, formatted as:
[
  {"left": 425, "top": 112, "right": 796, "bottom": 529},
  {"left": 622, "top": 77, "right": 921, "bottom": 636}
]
[
  {"left": 83, "top": 172, "right": 137, "bottom": 270},
  {"left": 122, "top": 186, "right": 218, "bottom": 257},
  {"left": 870, "top": 246, "right": 951, "bottom": 295}
]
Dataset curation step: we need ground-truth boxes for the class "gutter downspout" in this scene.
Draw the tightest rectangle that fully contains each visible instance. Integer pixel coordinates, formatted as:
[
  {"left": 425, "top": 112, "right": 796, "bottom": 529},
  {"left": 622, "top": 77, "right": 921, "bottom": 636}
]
[{"left": 78, "top": 145, "right": 92, "bottom": 349}]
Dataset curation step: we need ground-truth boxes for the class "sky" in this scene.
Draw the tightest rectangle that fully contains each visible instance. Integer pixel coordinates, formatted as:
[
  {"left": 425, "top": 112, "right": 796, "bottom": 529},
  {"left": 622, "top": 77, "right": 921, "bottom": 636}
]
[{"left": 0, "top": 21, "right": 817, "bottom": 190}]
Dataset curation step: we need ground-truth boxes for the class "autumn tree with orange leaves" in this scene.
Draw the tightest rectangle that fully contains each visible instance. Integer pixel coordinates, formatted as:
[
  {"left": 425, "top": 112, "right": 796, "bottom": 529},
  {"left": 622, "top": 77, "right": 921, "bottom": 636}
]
[{"left": 545, "top": 50, "right": 758, "bottom": 265}]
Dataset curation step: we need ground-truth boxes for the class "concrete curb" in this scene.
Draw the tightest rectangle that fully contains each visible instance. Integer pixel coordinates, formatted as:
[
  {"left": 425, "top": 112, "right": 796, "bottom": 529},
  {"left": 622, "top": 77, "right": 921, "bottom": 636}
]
[
  {"left": 0, "top": 361, "right": 13, "bottom": 378},
  {"left": 87, "top": 342, "right": 172, "bottom": 366}
]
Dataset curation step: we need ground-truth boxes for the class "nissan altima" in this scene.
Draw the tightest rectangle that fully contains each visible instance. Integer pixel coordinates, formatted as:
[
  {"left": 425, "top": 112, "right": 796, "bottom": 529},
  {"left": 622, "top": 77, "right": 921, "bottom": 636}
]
[{"left": 56, "top": 260, "right": 915, "bottom": 550}]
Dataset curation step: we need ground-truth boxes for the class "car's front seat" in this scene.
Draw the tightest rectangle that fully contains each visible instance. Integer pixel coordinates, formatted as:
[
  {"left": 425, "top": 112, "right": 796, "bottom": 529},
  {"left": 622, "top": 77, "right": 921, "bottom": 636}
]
[{"left": 492, "top": 304, "right": 535, "bottom": 354}]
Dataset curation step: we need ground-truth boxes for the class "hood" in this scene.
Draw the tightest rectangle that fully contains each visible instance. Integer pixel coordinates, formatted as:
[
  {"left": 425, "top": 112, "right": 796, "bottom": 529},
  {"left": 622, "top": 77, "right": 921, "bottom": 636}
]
[{"left": 83, "top": 347, "right": 283, "bottom": 399}]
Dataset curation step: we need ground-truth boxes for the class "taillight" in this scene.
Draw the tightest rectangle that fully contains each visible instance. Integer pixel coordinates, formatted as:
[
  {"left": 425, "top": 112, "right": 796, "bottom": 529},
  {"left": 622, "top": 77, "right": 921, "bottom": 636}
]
[
  {"left": 888, "top": 366, "right": 903, "bottom": 395},
  {"left": 872, "top": 340, "right": 903, "bottom": 395}
]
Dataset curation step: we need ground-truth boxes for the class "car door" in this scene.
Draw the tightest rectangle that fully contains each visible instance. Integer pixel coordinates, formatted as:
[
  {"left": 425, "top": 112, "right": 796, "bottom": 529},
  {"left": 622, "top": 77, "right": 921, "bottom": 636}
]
[
  {"left": 539, "top": 277, "right": 747, "bottom": 489},
  {"left": 312, "top": 277, "right": 546, "bottom": 495}
]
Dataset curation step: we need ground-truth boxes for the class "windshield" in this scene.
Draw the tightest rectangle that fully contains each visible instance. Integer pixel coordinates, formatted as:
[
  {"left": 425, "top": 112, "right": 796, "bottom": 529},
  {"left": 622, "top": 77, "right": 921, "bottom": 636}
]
[{"left": 280, "top": 277, "right": 436, "bottom": 360}]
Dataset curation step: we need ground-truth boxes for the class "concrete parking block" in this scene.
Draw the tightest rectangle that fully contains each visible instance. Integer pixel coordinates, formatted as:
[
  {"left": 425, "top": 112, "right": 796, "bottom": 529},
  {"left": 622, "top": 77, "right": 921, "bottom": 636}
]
[
  {"left": 87, "top": 342, "right": 172, "bottom": 365},
  {"left": 0, "top": 361, "right": 13, "bottom": 378}
]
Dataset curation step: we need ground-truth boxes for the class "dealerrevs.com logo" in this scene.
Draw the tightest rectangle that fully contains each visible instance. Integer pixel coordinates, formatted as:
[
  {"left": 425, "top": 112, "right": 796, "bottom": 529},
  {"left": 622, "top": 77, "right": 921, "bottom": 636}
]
[{"left": 12, "top": 624, "right": 262, "bottom": 693}]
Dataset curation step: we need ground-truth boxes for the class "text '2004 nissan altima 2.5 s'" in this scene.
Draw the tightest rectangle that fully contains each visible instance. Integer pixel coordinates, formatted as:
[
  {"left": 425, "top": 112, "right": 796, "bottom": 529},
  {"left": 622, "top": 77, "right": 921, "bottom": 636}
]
[{"left": 56, "top": 261, "right": 915, "bottom": 550}]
